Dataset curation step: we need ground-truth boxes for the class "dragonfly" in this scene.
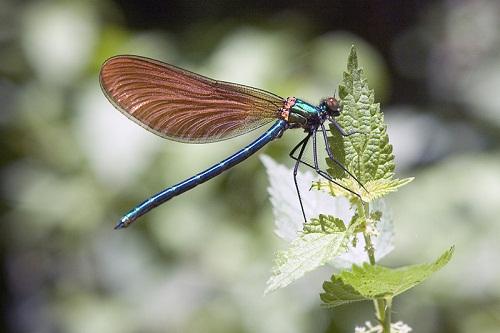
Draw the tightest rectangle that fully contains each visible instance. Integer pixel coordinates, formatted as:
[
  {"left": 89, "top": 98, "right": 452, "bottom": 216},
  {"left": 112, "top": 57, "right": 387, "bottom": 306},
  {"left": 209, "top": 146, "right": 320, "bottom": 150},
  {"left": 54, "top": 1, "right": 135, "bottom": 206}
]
[{"left": 100, "top": 55, "right": 363, "bottom": 229}]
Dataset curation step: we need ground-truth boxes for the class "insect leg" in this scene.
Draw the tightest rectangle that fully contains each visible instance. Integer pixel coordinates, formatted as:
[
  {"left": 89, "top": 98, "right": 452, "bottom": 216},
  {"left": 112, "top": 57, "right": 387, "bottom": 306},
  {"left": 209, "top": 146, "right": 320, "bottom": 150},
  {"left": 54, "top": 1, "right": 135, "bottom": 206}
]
[
  {"left": 311, "top": 128, "right": 362, "bottom": 199},
  {"left": 329, "top": 117, "right": 359, "bottom": 136},
  {"left": 320, "top": 123, "right": 367, "bottom": 192},
  {"left": 289, "top": 131, "right": 362, "bottom": 202},
  {"left": 289, "top": 133, "right": 312, "bottom": 222}
]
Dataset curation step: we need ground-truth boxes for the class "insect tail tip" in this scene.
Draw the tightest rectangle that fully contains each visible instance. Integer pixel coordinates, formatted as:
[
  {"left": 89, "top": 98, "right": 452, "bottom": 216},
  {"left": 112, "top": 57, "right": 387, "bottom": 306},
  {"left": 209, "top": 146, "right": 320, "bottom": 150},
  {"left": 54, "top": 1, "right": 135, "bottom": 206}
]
[
  {"left": 114, "top": 219, "right": 127, "bottom": 230},
  {"left": 114, "top": 214, "right": 135, "bottom": 230}
]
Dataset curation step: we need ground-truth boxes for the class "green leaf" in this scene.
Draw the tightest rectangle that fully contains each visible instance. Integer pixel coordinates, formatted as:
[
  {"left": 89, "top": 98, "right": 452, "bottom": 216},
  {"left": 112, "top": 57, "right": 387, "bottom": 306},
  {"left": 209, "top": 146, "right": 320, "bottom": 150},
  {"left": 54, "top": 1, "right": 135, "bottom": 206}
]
[
  {"left": 347, "top": 212, "right": 365, "bottom": 233},
  {"left": 303, "top": 214, "right": 346, "bottom": 234},
  {"left": 265, "top": 216, "right": 352, "bottom": 294},
  {"left": 362, "top": 177, "right": 415, "bottom": 200},
  {"left": 320, "top": 246, "right": 454, "bottom": 307},
  {"left": 370, "top": 210, "right": 382, "bottom": 222},
  {"left": 312, "top": 177, "right": 414, "bottom": 202},
  {"left": 328, "top": 46, "right": 395, "bottom": 183}
]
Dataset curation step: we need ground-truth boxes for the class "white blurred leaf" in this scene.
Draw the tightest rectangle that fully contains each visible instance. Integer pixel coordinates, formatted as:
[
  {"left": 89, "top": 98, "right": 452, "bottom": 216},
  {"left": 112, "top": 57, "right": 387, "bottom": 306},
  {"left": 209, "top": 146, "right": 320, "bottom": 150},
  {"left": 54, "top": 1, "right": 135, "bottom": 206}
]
[
  {"left": 260, "top": 155, "right": 354, "bottom": 241},
  {"left": 265, "top": 227, "right": 350, "bottom": 294}
]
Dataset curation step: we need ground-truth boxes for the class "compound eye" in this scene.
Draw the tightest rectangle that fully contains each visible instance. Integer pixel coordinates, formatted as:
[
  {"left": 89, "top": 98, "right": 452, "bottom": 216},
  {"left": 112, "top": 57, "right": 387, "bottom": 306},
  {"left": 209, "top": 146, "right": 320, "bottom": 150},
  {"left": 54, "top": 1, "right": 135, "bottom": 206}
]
[{"left": 325, "top": 97, "right": 340, "bottom": 113}]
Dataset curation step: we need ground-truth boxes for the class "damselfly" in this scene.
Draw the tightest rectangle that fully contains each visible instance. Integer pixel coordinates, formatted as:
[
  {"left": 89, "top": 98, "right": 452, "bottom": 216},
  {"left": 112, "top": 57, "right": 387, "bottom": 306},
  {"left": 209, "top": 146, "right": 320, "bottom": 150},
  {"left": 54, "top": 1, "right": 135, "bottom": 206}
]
[{"left": 100, "top": 55, "right": 362, "bottom": 229}]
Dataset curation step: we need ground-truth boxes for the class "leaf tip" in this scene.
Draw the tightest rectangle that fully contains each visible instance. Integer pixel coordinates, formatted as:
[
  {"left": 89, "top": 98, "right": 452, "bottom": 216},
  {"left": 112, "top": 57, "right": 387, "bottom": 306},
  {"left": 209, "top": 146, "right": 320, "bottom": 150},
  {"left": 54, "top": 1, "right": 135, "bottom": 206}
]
[{"left": 348, "top": 45, "right": 358, "bottom": 70}]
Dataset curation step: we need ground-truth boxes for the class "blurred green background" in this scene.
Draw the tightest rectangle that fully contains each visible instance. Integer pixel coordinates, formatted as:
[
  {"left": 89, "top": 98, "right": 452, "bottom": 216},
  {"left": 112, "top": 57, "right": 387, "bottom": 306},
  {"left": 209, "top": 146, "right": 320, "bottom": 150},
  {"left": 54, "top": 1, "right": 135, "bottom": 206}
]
[{"left": 1, "top": 0, "right": 500, "bottom": 332}]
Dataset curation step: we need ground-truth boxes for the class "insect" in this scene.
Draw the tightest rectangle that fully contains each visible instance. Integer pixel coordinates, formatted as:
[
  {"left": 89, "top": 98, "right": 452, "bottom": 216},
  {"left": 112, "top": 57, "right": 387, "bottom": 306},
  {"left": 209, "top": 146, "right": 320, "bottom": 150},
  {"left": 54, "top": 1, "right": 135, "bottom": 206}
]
[{"left": 100, "top": 55, "right": 362, "bottom": 229}]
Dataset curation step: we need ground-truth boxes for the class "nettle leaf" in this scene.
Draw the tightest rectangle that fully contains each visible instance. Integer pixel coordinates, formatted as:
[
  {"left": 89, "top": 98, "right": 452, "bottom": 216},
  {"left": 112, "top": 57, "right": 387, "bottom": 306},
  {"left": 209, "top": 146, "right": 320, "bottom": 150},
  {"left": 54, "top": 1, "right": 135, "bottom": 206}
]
[
  {"left": 304, "top": 214, "right": 346, "bottom": 234},
  {"left": 265, "top": 216, "right": 352, "bottom": 294},
  {"left": 362, "top": 177, "right": 414, "bottom": 201},
  {"left": 370, "top": 210, "right": 382, "bottom": 222},
  {"left": 312, "top": 177, "right": 414, "bottom": 202},
  {"left": 328, "top": 46, "right": 394, "bottom": 184},
  {"left": 321, "top": 247, "right": 454, "bottom": 307}
]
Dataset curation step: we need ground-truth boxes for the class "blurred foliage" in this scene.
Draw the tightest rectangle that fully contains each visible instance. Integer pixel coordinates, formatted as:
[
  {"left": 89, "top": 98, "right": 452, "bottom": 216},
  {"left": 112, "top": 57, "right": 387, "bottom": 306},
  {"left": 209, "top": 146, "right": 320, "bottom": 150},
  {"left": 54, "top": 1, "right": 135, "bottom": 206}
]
[{"left": 1, "top": 0, "right": 500, "bottom": 332}]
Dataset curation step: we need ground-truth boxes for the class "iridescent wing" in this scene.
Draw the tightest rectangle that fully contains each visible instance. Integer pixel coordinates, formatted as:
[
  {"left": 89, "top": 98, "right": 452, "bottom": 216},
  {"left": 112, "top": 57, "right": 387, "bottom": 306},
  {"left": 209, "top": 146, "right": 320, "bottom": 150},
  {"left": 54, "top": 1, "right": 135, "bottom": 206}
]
[{"left": 100, "top": 55, "right": 284, "bottom": 143}]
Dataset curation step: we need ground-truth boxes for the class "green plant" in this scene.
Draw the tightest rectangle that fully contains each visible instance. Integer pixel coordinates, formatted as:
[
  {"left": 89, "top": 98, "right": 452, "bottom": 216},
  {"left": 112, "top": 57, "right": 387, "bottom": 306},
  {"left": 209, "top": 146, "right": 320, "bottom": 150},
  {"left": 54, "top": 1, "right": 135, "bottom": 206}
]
[{"left": 262, "top": 46, "right": 453, "bottom": 333}]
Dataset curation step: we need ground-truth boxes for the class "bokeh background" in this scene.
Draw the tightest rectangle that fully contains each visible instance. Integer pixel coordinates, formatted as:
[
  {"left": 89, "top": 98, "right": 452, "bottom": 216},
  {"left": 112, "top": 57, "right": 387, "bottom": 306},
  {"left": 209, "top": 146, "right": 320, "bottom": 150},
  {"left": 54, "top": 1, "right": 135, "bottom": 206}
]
[{"left": 1, "top": 0, "right": 500, "bottom": 332}]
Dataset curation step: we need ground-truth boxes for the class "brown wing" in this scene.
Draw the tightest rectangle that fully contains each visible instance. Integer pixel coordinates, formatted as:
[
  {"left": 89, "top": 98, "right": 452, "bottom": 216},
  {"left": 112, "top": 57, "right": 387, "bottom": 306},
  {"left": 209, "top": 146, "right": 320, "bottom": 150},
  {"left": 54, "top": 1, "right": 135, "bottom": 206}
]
[{"left": 99, "top": 55, "right": 284, "bottom": 143}]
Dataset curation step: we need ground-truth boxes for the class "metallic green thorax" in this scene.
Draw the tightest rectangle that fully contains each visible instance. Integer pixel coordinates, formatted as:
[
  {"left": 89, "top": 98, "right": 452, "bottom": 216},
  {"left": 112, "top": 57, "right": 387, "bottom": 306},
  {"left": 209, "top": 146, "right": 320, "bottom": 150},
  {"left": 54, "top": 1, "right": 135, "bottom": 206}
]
[{"left": 288, "top": 98, "right": 320, "bottom": 127}]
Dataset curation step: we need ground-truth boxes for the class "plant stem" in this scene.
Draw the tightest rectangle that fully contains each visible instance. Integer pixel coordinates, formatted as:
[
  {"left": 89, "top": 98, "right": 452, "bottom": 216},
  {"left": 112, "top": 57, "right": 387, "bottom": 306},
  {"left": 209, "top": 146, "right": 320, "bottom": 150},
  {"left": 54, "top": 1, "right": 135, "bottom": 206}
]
[
  {"left": 383, "top": 298, "right": 392, "bottom": 333},
  {"left": 363, "top": 230, "right": 376, "bottom": 265},
  {"left": 359, "top": 200, "right": 391, "bottom": 332},
  {"left": 365, "top": 230, "right": 388, "bottom": 331},
  {"left": 358, "top": 201, "right": 376, "bottom": 264}
]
